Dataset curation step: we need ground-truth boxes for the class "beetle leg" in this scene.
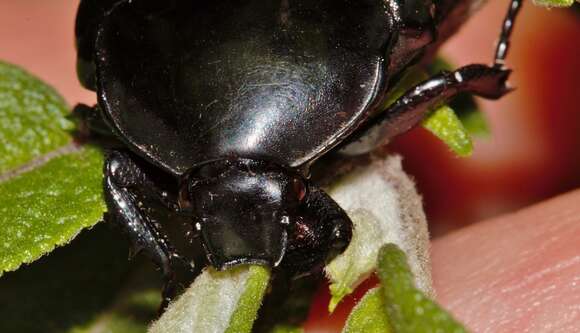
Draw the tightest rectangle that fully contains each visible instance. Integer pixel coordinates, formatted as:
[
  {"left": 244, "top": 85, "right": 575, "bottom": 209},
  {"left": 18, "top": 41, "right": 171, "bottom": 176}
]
[
  {"left": 103, "top": 150, "right": 192, "bottom": 310},
  {"left": 70, "top": 103, "right": 117, "bottom": 139},
  {"left": 340, "top": 0, "right": 524, "bottom": 155},
  {"left": 340, "top": 64, "right": 511, "bottom": 154}
]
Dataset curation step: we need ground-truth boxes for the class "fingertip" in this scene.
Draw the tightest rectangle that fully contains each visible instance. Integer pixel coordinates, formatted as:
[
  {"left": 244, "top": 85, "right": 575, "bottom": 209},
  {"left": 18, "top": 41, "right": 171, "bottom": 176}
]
[{"left": 432, "top": 189, "right": 580, "bottom": 332}]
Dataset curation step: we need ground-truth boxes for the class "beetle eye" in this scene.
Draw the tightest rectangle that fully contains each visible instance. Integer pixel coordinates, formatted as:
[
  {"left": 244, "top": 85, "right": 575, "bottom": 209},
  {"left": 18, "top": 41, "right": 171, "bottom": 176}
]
[{"left": 292, "top": 177, "right": 307, "bottom": 202}]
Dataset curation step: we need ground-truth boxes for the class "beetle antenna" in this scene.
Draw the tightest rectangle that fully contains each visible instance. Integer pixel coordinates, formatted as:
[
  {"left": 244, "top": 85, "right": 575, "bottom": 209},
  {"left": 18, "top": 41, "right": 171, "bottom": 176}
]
[{"left": 494, "top": 0, "right": 524, "bottom": 67}]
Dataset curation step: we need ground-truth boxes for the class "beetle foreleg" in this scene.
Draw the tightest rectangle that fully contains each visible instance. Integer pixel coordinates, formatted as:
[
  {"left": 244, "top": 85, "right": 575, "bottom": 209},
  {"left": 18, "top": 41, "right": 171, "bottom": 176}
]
[
  {"left": 341, "top": 64, "right": 511, "bottom": 154},
  {"left": 71, "top": 104, "right": 111, "bottom": 137},
  {"left": 103, "top": 150, "right": 192, "bottom": 310}
]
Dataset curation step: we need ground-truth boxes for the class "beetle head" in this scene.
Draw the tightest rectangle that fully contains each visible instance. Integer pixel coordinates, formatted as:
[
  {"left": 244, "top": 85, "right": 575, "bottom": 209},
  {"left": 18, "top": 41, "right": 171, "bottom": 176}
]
[{"left": 181, "top": 158, "right": 352, "bottom": 273}]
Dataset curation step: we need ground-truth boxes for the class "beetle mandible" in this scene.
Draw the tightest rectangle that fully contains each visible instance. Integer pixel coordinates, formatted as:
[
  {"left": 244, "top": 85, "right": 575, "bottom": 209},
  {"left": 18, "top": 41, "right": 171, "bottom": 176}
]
[{"left": 73, "top": 0, "right": 522, "bottom": 307}]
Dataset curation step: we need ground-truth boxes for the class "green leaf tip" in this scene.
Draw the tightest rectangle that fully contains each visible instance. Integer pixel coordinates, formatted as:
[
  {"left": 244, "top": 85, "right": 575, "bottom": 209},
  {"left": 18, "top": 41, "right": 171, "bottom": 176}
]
[
  {"left": 325, "top": 157, "right": 433, "bottom": 313},
  {"left": 0, "top": 146, "right": 106, "bottom": 276},
  {"left": 342, "top": 288, "right": 392, "bottom": 333},
  {"left": 452, "top": 94, "right": 490, "bottom": 137},
  {"left": 422, "top": 105, "right": 473, "bottom": 157},
  {"left": 150, "top": 265, "right": 271, "bottom": 333},
  {"left": 326, "top": 209, "right": 383, "bottom": 313},
  {"left": 533, "top": 0, "right": 576, "bottom": 7},
  {"left": 428, "top": 57, "right": 490, "bottom": 139},
  {"left": 328, "top": 284, "right": 354, "bottom": 313},
  {"left": 0, "top": 61, "right": 74, "bottom": 174},
  {"left": 225, "top": 265, "right": 271, "bottom": 333},
  {"left": 377, "top": 244, "right": 469, "bottom": 333}
]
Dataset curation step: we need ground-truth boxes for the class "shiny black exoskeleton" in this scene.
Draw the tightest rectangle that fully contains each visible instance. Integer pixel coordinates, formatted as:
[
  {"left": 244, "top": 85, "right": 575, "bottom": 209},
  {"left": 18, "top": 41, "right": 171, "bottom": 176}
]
[{"left": 74, "top": 0, "right": 523, "bottom": 307}]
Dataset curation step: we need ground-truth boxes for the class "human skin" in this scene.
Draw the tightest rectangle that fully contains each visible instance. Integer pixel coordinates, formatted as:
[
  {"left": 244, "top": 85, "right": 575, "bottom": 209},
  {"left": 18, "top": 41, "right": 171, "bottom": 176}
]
[
  {"left": 0, "top": 1, "right": 578, "bottom": 332},
  {"left": 431, "top": 189, "right": 580, "bottom": 332}
]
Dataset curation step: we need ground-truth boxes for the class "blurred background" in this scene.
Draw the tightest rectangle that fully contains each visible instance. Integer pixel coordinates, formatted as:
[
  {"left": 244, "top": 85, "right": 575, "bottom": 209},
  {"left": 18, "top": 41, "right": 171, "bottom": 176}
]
[{"left": 1, "top": 0, "right": 578, "bottom": 236}]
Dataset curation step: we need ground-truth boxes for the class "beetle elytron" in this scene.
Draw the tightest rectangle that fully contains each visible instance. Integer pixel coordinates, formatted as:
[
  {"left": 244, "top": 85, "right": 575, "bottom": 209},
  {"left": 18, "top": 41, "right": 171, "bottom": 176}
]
[{"left": 74, "top": 0, "right": 522, "bottom": 307}]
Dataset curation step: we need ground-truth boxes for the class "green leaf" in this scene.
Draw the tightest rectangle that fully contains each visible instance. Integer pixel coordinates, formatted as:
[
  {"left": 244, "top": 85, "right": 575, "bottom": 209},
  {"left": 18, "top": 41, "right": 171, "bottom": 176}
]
[
  {"left": 342, "top": 288, "right": 392, "bottom": 333},
  {"left": 0, "top": 146, "right": 105, "bottom": 276},
  {"left": 0, "top": 60, "right": 106, "bottom": 276},
  {"left": 377, "top": 244, "right": 468, "bottom": 333},
  {"left": 451, "top": 93, "right": 490, "bottom": 137},
  {"left": 428, "top": 57, "right": 490, "bottom": 137},
  {"left": 422, "top": 105, "right": 473, "bottom": 157},
  {"left": 325, "top": 157, "right": 432, "bottom": 313},
  {"left": 326, "top": 209, "right": 385, "bottom": 312},
  {"left": 325, "top": 165, "right": 398, "bottom": 312},
  {"left": 0, "top": 61, "right": 74, "bottom": 174},
  {"left": 149, "top": 265, "right": 270, "bottom": 333},
  {"left": 225, "top": 266, "right": 271, "bottom": 333},
  {"left": 533, "top": 0, "right": 576, "bottom": 7}
]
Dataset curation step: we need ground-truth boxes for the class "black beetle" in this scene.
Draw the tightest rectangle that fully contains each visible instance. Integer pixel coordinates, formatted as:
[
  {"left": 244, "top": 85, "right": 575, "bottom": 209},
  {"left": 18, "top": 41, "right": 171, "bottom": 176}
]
[{"left": 73, "top": 0, "right": 522, "bottom": 307}]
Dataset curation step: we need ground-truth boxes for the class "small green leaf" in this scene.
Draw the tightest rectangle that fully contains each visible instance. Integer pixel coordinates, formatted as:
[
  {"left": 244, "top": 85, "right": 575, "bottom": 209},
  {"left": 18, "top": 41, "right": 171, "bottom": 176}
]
[
  {"left": 0, "top": 146, "right": 105, "bottom": 276},
  {"left": 428, "top": 57, "right": 490, "bottom": 137},
  {"left": 342, "top": 288, "right": 392, "bottom": 333},
  {"left": 326, "top": 209, "right": 385, "bottom": 312},
  {"left": 533, "top": 0, "right": 576, "bottom": 7},
  {"left": 150, "top": 265, "right": 270, "bottom": 333},
  {"left": 451, "top": 93, "right": 490, "bottom": 137},
  {"left": 377, "top": 244, "right": 468, "bottom": 333},
  {"left": 422, "top": 105, "right": 473, "bottom": 157},
  {"left": 324, "top": 164, "right": 401, "bottom": 312},
  {"left": 325, "top": 158, "right": 432, "bottom": 313},
  {"left": 0, "top": 61, "right": 74, "bottom": 173}
]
